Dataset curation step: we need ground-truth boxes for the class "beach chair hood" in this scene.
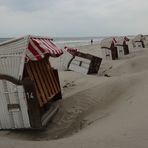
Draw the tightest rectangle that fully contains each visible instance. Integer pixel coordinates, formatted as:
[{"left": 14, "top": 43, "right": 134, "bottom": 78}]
[
  {"left": 0, "top": 35, "right": 63, "bottom": 80},
  {"left": 116, "top": 36, "right": 129, "bottom": 45},
  {"left": 27, "top": 36, "right": 63, "bottom": 61},
  {"left": 133, "top": 34, "right": 145, "bottom": 42},
  {"left": 100, "top": 37, "right": 117, "bottom": 48}
]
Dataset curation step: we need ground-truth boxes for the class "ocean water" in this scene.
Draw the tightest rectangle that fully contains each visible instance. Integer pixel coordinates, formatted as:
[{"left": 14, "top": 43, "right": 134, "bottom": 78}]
[
  {"left": 0, "top": 38, "right": 12, "bottom": 43},
  {"left": 52, "top": 37, "right": 105, "bottom": 48},
  {"left": 0, "top": 37, "right": 105, "bottom": 48}
]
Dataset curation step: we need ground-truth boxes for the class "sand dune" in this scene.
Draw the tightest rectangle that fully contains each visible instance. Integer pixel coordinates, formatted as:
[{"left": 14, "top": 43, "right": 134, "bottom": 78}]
[{"left": 1, "top": 45, "right": 148, "bottom": 148}]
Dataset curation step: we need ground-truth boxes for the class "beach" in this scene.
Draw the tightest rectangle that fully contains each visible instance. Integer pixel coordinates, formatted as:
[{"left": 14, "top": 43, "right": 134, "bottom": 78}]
[{"left": 1, "top": 41, "right": 148, "bottom": 148}]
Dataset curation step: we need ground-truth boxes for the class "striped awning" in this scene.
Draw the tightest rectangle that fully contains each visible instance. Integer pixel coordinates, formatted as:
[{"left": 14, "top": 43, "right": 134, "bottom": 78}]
[
  {"left": 0, "top": 35, "right": 63, "bottom": 80},
  {"left": 64, "top": 46, "right": 77, "bottom": 56},
  {"left": 112, "top": 37, "right": 117, "bottom": 46},
  {"left": 26, "top": 37, "right": 63, "bottom": 61}
]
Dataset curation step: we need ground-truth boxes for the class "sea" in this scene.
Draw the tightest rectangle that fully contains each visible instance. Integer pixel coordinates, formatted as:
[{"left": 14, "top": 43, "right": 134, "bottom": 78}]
[
  {"left": 51, "top": 37, "right": 105, "bottom": 48},
  {"left": 0, "top": 37, "right": 106, "bottom": 49}
]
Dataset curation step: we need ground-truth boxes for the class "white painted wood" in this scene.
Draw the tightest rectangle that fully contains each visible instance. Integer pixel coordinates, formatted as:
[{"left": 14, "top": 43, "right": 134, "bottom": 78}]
[
  {"left": 71, "top": 59, "right": 80, "bottom": 66},
  {"left": 101, "top": 48, "right": 112, "bottom": 60},
  {"left": 134, "top": 42, "right": 143, "bottom": 48},
  {"left": 61, "top": 51, "right": 92, "bottom": 74},
  {"left": 60, "top": 51, "right": 73, "bottom": 70},
  {"left": 100, "top": 37, "right": 112, "bottom": 48},
  {"left": 69, "top": 57, "right": 91, "bottom": 74},
  {"left": 6, "top": 81, "right": 24, "bottom": 128},
  {"left": 81, "top": 62, "right": 90, "bottom": 69},
  {"left": 117, "top": 46, "right": 124, "bottom": 59},
  {"left": 69, "top": 64, "right": 88, "bottom": 74},
  {"left": 17, "top": 86, "right": 30, "bottom": 128},
  {"left": 0, "top": 37, "right": 28, "bottom": 80},
  {"left": 0, "top": 80, "right": 30, "bottom": 129},
  {"left": 0, "top": 80, "right": 13, "bottom": 129},
  {"left": 3, "top": 80, "right": 15, "bottom": 128}
]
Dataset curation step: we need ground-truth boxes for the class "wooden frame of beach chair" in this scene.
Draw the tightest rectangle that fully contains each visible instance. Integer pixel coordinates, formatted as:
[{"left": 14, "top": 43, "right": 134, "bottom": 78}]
[
  {"left": 0, "top": 36, "right": 62, "bottom": 129},
  {"left": 23, "top": 56, "right": 62, "bottom": 128},
  {"left": 68, "top": 51, "right": 102, "bottom": 74}
]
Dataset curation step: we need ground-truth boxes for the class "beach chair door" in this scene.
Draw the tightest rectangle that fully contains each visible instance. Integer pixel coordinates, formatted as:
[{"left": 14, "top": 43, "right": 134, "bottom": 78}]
[
  {"left": 101, "top": 48, "right": 112, "bottom": 60},
  {"left": 117, "top": 46, "right": 124, "bottom": 59},
  {"left": 0, "top": 80, "right": 30, "bottom": 129}
]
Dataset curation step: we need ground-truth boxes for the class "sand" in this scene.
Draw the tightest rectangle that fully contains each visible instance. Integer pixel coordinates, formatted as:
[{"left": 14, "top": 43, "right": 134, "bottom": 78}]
[{"left": 1, "top": 42, "right": 148, "bottom": 148}]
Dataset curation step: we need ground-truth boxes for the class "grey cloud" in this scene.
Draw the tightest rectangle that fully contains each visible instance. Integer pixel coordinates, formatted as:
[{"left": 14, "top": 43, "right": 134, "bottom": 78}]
[
  {"left": 0, "top": 0, "right": 148, "bottom": 37},
  {"left": 0, "top": 0, "right": 56, "bottom": 11}
]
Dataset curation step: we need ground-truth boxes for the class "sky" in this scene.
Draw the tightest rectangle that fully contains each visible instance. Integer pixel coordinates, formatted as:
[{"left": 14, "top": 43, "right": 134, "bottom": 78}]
[{"left": 0, "top": 0, "right": 148, "bottom": 37}]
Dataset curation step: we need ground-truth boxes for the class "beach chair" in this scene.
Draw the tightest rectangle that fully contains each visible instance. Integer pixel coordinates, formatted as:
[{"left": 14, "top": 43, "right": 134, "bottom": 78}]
[
  {"left": 62, "top": 46, "right": 102, "bottom": 74},
  {"left": 0, "top": 35, "right": 63, "bottom": 129},
  {"left": 101, "top": 37, "right": 118, "bottom": 60},
  {"left": 116, "top": 36, "right": 130, "bottom": 58},
  {"left": 133, "top": 34, "right": 145, "bottom": 48}
]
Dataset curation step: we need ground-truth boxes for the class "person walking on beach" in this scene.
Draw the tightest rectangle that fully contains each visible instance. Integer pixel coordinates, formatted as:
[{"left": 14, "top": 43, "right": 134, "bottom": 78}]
[{"left": 91, "top": 39, "right": 93, "bottom": 45}]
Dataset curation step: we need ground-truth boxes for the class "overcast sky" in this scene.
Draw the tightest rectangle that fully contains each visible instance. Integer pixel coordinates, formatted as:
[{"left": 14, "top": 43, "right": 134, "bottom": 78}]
[{"left": 0, "top": 0, "right": 148, "bottom": 37}]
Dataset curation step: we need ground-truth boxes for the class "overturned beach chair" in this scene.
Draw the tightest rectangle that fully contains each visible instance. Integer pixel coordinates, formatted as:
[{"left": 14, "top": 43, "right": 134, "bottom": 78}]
[
  {"left": 101, "top": 37, "right": 118, "bottom": 60},
  {"left": 62, "top": 47, "right": 102, "bottom": 74},
  {"left": 133, "top": 34, "right": 145, "bottom": 48},
  {"left": 0, "top": 35, "right": 63, "bottom": 129}
]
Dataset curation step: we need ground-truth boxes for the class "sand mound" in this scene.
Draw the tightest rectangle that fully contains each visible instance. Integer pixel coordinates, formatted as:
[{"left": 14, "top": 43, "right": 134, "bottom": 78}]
[
  {"left": 99, "top": 48, "right": 148, "bottom": 76},
  {"left": 4, "top": 75, "right": 135, "bottom": 140},
  {"left": 106, "top": 54, "right": 148, "bottom": 76}
]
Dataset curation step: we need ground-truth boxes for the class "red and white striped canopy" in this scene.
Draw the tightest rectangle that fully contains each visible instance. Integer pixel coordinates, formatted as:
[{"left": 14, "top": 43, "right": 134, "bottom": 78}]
[
  {"left": 64, "top": 46, "right": 77, "bottom": 56},
  {"left": 26, "top": 36, "right": 63, "bottom": 61},
  {"left": 112, "top": 37, "right": 117, "bottom": 46}
]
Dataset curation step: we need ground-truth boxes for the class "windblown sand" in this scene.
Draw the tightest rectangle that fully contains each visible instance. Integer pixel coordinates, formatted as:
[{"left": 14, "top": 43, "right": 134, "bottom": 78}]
[{"left": 1, "top": 43, "right": 148, "bottom": 148}]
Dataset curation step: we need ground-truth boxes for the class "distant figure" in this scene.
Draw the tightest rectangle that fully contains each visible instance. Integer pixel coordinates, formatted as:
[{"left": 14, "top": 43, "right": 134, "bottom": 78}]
[{"left": 91, "top": 39, "right": 93, "bottom": 45}]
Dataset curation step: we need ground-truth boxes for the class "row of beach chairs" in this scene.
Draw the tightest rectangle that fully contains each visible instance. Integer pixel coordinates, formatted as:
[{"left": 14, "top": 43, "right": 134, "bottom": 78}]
[{"left": 0, "top": 34, "right": 146, "bottom": 130}]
